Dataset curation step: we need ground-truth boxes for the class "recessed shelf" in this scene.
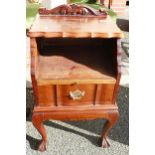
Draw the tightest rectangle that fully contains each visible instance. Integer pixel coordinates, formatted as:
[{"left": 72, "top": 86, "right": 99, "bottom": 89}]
[{"left": 36, "top": 38, "right": 117, "bottom": 85}]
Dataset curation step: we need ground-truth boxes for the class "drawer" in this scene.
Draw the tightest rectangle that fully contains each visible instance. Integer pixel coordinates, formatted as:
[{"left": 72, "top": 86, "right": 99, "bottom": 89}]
[
  {"left": 95, "top": 84, "right": 115, "bottom": 105},
  {"left": 37, "top": 84, "right": 115, "bottom": 107},
  {"left": 57, "top": 84, "right": 96, "bottom": 106},
  {"left": 37, "top": 85, "right": 56, "bottom": 106}
]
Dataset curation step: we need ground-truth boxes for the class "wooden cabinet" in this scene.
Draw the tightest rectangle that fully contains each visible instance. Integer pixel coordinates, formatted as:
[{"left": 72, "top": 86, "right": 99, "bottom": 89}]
[{"left": 28, "top": 15, "right": 123, "bottom": 152}]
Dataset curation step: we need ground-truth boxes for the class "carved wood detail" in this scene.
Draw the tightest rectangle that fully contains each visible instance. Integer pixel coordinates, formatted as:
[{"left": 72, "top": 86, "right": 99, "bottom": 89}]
[{"left": 38, "top": 4, "right": 107, "bottom": 18}]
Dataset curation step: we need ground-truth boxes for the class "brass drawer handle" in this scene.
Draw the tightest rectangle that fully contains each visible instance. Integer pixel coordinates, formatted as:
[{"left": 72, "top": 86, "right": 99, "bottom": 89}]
[{"left": 69, "top": 89, "right": 85, "bottom": 100}]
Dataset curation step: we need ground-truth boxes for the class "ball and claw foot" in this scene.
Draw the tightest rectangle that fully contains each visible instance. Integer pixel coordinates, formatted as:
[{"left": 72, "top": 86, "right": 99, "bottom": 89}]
[
  {"left": 101, "top": 137, "right": 110, "bottom": 148},
  {"left": 38, "top": 140, "right": 47, "bottom": 152}
]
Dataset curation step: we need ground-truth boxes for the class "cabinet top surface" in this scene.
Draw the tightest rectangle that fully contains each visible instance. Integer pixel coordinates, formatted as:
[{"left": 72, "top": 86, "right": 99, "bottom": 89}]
[{"left": 28, "top": 15, "right": 124, "bottom": 38}]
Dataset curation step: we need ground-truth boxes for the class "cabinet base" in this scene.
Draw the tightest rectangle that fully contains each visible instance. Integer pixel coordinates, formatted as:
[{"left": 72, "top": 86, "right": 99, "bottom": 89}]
[{"left": 32, "top": 108, "right": 119, "bottom": 151}]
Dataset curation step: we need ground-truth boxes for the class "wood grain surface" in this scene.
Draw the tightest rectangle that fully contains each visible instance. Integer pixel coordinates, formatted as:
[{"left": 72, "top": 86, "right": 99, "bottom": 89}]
[
  {"left": 28, "top": 15, "right": 124, "bottom": 38},
  {"left": 29, "top": 16, "right": 123, "bottom": 151},
  {"left": 35, "top": 38, "right": 117, "bottom": 85}
]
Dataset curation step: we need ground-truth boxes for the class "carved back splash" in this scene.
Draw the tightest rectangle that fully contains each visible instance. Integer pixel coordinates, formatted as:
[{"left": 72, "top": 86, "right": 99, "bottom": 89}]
[{"left": 39, "top": 3, "right": 107, "bottom": 18}]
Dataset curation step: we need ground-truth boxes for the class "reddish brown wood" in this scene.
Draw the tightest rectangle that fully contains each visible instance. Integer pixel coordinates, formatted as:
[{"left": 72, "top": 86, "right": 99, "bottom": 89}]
[
  {"left": 112, "top": 39, "right": 122, "bottom": 104},
  {"left": 29, "top": 16, "right": 123, "bottom": 151},
  {"left": 57, "top": 84, "right": 96, "bottom": 106},
  {"left": 94, "top": 84, "right": 102, "bottom": 105},
  {"left": 28, "top": 16, "right": 124, "bottom": 38},
  {"left": 37, "top": 85, "right": 56, "bottom": 106},
  {"left": 35, "top": 109, "right": 118, "bottom": 120},
  {"left": 55, "top": 85, "right": 62, "bottom": 106},
  {"left": 101, "top": 109, "right": 119, "bottom": 147},
  {"left": 33, "top": 104, "right": 118, "bottom": 112},
  {"left": 30, "top": 38, "right": 39, "bottom": 106},
  {"left": 32, "top": 113, "right": 47, "bottom": 152},
  {"left": 38, "top": 4, "right": 107, "bottom": 18},
  {"left": 96, "top": 84, "right": 115, "bottom": 105},
  {"left": 32, "top": 108, "right": 118, "bottom": 150},
  {"left": 36, "top": 55, "right": 116, "bottom": 83}
]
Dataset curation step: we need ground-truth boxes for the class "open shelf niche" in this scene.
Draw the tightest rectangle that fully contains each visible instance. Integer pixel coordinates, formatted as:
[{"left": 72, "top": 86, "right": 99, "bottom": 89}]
[{"left": 36, "top": 38, "right": 117, "bottom": 84}]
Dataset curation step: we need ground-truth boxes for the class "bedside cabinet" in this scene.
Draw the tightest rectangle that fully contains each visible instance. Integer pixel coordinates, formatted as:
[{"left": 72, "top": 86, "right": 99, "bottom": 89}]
[{"left": 28, "top": 15, "right": 123, "bottom": 152}]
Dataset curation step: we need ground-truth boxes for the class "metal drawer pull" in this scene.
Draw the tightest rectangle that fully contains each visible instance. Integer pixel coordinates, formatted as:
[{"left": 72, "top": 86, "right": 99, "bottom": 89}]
[{"left": 69, "top": 90, "right": 85, "bottom": 100}]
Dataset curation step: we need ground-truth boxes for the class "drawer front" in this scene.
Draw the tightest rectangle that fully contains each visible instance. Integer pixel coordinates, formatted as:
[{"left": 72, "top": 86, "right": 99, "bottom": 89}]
[
  {"left": 36, "top": 84, "right": 115, "bottom": 107},
  {"left": 57, "top": 84, "right": 96, "bottom": 106},
  {"left": 95, "top": 84, "right": 115, "bottom": 105},
  {"left": 37, "top": 85, "right": 56, "bottom": 106}
]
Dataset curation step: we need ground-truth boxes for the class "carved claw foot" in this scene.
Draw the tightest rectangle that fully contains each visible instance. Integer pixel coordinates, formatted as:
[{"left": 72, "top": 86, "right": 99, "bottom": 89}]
[
  {"left": 101, "top": 136, "right": 110, "bottom": 148},
  {"left": 38, "top": 140, "right": 47, "bottom": 152}
]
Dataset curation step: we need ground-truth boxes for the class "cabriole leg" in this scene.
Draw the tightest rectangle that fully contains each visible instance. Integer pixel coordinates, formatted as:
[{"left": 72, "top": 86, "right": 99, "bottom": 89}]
[
  {"left": 32, "top": 113, "right": 47, "bottom": 152},
  {"left": 101, "top": 110, "right": 119, "bottom": 147}
]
